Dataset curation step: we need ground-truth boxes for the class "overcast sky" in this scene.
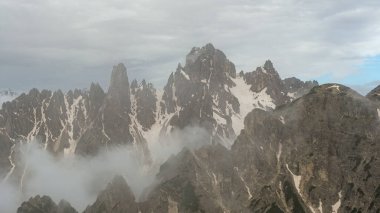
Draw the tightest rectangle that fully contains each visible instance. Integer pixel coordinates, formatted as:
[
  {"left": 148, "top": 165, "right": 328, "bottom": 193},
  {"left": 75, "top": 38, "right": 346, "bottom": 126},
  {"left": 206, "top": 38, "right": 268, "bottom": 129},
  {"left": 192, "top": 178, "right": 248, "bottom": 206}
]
[{"left": 1, "top": 0, "right": 380, "bottom": 94}]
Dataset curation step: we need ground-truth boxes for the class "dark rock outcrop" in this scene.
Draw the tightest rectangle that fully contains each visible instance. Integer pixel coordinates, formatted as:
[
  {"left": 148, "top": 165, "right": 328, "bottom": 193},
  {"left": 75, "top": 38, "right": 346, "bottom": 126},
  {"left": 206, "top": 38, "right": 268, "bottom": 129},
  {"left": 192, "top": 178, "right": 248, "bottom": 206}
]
[
  {"left": 134, "top": 84, "right": 380, "bottom": 212},
  {"left": 84, "top": 175, "right": 139, "bottom": 213},
  {"left": 17, "top": 195, "right": 77, "bottom": 213},
  {"left": 76, "top": 63, "right": 135, "bottom": 155},
  {"left": 134, "top": 80, "right": 157, "bottom": 130}
]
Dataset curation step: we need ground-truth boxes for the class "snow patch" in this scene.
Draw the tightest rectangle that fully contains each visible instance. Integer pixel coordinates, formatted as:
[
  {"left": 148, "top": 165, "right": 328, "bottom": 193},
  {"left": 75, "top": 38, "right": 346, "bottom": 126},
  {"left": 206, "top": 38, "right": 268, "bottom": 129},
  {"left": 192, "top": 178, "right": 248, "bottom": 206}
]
[
  {"left": 277, "top": 143, "right": 282, "bottom": 162},
  {"left": 327, "top": 85, "right": 341, "bottom": 92},
  {"left": 211, "top": 172, "right": 218, "bottom": 186},
  {"left": 286, "top": 164, "right": 302, "bottom": 197},
  {"left": 286, "top": 164, "right": 321, "bottom": 213},
  {"left": 230, "top": 76, "right": 256, "bottom": 134},
  {"left": 63, "top": 95, "right": 85, "bottom": 155},
  {"left": 180, "top": 70, "right": 190, "bottom": 81},
  {"left": 332, "top": 191, "right": 342, "bottom": 213},
  {"left": 287, "top": 92, "right": 296, "bottom": 100},
  {"left": 213, "top": 107, "right": 227, "bottom": 125},
  {"left": 252, "top": 87, "right": 275, "bottom": 110},
  {"left": 234, "top": 167, "right": 252, "bottom": 200},
  {"left": 27, "top": 108, "right": 39, "bottom": 141},
  {"left": 318, "top": 200, "right": 323, "bottom": 213}
]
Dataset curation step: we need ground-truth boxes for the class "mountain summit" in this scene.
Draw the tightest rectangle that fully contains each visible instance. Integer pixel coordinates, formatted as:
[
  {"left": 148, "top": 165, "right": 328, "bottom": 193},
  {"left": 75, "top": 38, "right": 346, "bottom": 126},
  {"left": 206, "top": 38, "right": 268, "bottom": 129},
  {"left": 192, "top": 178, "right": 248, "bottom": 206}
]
[{"left": 2, "top": 44, "right": 380, "bottom": 213}]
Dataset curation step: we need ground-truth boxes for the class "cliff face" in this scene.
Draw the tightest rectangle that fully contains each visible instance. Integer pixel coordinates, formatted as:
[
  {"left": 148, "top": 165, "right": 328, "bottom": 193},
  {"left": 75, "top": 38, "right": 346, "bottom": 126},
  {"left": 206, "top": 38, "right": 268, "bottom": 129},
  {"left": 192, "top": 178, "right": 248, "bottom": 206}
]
[
  {"left": 0, "top": 63, "right": 151, "bottom": 187},
  {"left": 159, "top": 44, "right": 317, "bottom": 147},
  {"left": 134, "top": 84, "right": 380, "bottom": 213},
  {"left": 0, "top": 44, "right": 316, "bottom": 180},
  {"left": 76, "top": 63, "right": 137, "bottom": 156},
  {"left": 5, "top": 44, "right": 363, "bottom": 213},
  {"left": 44, "top": 83, "right": 380, "bottom": 213}
]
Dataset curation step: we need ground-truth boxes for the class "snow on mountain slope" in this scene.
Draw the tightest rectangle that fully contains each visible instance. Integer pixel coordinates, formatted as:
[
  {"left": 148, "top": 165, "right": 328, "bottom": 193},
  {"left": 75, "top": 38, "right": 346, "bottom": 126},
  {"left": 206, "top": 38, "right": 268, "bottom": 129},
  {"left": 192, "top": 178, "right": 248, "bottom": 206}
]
[
  {"left": 230, "top": 76, "right": 276, "bottom": 134},
  {"left": 230, "top": 76, "right": 256, "bottom": 134},
  {"left": 252, "top": 87, "right": 276, "bottom": 110}
]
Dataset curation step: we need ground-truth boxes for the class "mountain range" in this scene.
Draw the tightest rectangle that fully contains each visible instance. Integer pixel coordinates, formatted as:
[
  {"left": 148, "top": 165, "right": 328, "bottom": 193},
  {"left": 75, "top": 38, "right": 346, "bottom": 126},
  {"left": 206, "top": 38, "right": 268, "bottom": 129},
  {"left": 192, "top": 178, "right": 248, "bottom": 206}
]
[{"left": 0, "top": 44, "right": 379, "bottom": 213}]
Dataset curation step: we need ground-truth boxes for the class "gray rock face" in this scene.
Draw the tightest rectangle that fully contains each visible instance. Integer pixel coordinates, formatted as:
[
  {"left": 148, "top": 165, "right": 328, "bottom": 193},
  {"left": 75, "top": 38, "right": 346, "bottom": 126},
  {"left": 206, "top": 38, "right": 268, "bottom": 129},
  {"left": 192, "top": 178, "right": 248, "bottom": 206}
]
[
  {"left": 159, "top": 47, "right": 318, "bottom": 147},
  {"left": 76, "top": 63, "right": 136, "bottom": 155},
  {"left": 0, "top": 63, "right": 150, "bottom": 183},
  {"left": 17, "top": 195, "right": 77, "bottom": 213},
  {"left": 133, "top": 80, "right": 157, "bottom": 130},
  {"left": 0, "top": 88, "right": 92, "bottom": 180},
  {"left": 3, "top": 44, "right": 334, "bottom": 213},
  {"left": 132, "top": 84, "right": 380, "bottom": 213},
  {"left": 0, "top": 44, "right": 317, "bottom": 178},
  {"left": 160, "top": 44, "right": 241, "bottom": 146},
  {"left": 84, "top": 175, "right": 139, "bottom": 213}
]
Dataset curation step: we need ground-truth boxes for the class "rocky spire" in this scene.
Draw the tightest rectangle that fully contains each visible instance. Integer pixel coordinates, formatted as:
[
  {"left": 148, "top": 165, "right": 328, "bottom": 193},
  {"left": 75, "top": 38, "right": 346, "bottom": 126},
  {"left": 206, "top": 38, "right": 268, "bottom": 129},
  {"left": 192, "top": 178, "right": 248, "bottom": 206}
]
[
  {"left": 244, "top": 60, "right": 288, "bottom": 106},
  {"left": 75, "top": 63, "right": 139, "bottom": 155},
  {"left": 160, "top": 43, "right": 238, "bottom": 145},
  {"left": 263, "top": 59, "right": 275, "bottom": 71},
  {"left": 107, "top": 63, "right": 131, "bottom": 110},
  {"left": 84, "top": 175, "right": 139, "bottom": 213}
]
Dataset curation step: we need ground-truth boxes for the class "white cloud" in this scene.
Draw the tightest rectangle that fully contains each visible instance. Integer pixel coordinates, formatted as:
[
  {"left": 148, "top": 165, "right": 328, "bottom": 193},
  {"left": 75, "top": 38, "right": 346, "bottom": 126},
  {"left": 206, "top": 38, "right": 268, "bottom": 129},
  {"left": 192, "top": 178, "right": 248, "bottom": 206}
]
[{"left": 0, "top": 0, "right": 379, "bottom": 89}]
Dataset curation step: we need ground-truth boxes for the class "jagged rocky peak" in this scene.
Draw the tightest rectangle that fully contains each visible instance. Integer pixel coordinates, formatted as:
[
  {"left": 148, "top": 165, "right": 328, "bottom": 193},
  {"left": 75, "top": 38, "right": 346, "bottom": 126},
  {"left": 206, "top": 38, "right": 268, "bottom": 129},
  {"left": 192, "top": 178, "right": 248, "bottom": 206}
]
[
  {"left": 84, "top": 175, "right": 139, "bottom": 213},
  {"left": 17, "top": 195, "right": 77, "bottom": 213},
  {"left": 75, "top": 63, "right": 151, "bottom": 157},
  {"left": 159, "top": 43, "right": 240, "bottom": 146},
  {"left": 186, "top": 43, "right": 216, "bottom": 64},
  {"left": 88, "top": 82, "right": 106, "bottom": 118},
  {"left": 243, "top": 59, "right": 319, "bottom": 107},
  {"left": 184, "top": 43, "right": 236, "bottom": 86},
  {"left": 162, "top": 43, "right": 239, "bottom": 113},
  {"left": 159, "top": 45, "right": 319, "bottom": 147},
  {"left": 244, "top": 59, "right": 289, "bottom": 106},
  {"left": 107, "top": 63, "right": 131, "bottom": 109}
]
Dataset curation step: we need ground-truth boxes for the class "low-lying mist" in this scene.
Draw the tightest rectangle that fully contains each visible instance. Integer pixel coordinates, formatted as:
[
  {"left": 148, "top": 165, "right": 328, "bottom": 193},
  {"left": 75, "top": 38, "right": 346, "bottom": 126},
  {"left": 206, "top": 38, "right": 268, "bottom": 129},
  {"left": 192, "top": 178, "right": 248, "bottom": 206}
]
[{"left": 0, "top": 125, "right": 213, "bottom": 212}]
